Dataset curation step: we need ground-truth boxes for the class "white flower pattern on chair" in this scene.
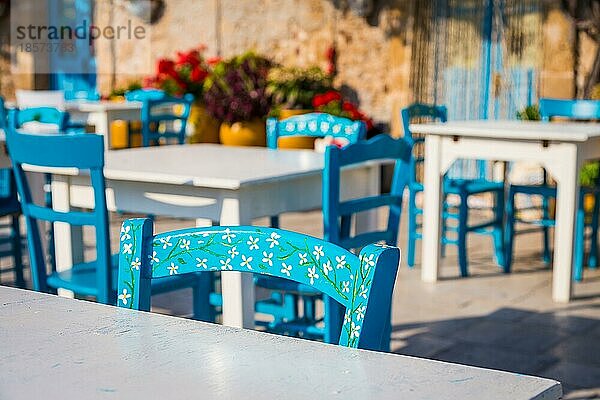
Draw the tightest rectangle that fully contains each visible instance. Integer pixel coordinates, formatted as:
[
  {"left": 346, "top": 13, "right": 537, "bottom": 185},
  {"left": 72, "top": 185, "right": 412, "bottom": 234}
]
[{"left": 118, "top": 221, "right": 393, "bottom": 348}]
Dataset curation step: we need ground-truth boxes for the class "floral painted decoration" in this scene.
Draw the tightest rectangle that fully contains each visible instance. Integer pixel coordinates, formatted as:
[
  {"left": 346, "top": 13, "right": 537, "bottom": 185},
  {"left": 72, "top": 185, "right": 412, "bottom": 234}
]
[{"left": 117, "top": 219, "right": 398, "bottom": 348}]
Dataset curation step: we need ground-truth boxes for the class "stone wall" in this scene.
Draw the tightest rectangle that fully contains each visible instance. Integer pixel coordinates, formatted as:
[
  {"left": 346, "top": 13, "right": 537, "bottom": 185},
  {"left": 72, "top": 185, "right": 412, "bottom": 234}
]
[{"left": 95, "top": 0, "right": 413, "bottom": 133}]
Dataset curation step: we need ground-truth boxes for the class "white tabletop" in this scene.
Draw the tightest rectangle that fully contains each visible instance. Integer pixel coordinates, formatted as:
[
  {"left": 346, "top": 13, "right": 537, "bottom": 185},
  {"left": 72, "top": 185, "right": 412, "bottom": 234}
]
[
  {"left": 410, "top": 120, "right": 600, "bottom": 142},
  {"left": 0, "top": 286, "right": 561, "bottom": 400},
  {"left": 65, "top": 100, "right": 142, "bottom": 112},
  {"left": 103, "top": 144, "right": 324, "bottom": 189}
]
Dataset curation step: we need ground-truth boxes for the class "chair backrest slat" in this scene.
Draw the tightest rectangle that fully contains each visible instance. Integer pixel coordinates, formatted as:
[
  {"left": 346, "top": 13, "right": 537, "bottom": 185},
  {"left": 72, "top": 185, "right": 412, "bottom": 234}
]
[
  {"left": 337, "top": 195, "right": 403, "bottom": 216},
  {"left": 118, "top": 219, "right": 400, "bottom": 350},
  {"left": 125, "top": 89, "right": 194, "bottom": 147},
  {"left": 539, "top": 98, "right": 600, "bottom": 121},
  {"left": 266, "top": 113, "right": 367, "bottom": 149},
  {"left": 25, "top": 204, "right": 97, "bottom": 226},
  {"left": 6, "top": 127, "right": 113, "bottom": 303},
  {"left": 6, "top": 119, "right": 102, "bottom": 169}
]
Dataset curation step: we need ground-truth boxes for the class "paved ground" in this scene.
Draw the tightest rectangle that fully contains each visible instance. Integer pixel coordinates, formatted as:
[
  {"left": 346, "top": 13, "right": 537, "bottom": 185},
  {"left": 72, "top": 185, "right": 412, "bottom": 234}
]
[{"left": 2, "top": 208, "right": 599, "bottom": 398}]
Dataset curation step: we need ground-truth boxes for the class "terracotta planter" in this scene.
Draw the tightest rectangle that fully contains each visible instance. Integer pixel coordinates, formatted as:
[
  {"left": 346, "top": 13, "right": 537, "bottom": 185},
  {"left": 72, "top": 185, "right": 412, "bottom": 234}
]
[
  {"left": 277, "top": 109, "right": 315, "bottom": 149},
  {"left": 219, "top": 119, "right": 266, "bottom": 147},
  {"left": 188, "top": 104, "right": 220, "bottom": 144}
]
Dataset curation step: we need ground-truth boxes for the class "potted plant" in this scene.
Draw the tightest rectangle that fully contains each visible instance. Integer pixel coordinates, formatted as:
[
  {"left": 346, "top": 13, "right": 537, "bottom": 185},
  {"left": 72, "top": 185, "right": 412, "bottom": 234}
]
[
  {"left": 144, "top": 46, "right": 220, "bottom": 143},
  {"left": 266, "top": 66, "right": 333, "bottom": 148},
  {"left": 204, "top": 52, "right": 272, "bottom": 146},
  {"left": 267, "top": 66, "right": 332, "bottom": 119},
  {"left": 312, "top": 90, "right": 375, "bottom": 132}
]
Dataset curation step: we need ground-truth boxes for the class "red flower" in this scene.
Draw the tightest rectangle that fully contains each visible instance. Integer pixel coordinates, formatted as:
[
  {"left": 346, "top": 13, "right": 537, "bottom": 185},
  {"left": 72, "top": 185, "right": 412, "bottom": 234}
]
[
  {"left": 313, "top": 90, "right": 342, "bottom": 108},
  {"left": 157, "top": 59, "right": 175, "bottom": 74},
  {"left": 190, "top": 66, "right": 208, "bottom": 83},
  {"left": 176, "top": 50, "right": 202, "bottom": 67}
]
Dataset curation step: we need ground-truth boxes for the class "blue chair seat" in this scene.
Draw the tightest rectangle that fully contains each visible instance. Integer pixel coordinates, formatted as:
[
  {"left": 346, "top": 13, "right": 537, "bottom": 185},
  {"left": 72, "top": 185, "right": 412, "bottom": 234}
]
[{"left": 47, "top": 254, "right": 201, "bottom": 298}]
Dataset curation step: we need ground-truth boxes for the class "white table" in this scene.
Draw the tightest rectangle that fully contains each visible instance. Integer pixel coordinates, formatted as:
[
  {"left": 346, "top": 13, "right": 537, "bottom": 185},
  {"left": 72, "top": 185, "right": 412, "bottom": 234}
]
[
  {"left": 65, "top": 100, "right": 142, "bottom": 149},
  {"left": 49, "top": 144, "right": 380, "bottom": 328},
  {"left": 410, "top": 120, "right": 600, "bottom": 303},
  {"left": 0, "top": 286, "right": 562, "bottom": 400}
]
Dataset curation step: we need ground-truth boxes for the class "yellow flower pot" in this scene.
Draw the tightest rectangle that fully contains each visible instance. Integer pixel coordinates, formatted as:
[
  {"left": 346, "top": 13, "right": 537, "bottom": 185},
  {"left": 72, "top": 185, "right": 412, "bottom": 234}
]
[
  {"left": 219, "top": 119, "right": 266, "bottom": 147},
  {"left": 277, "top": 109, "right": 314, "bottom": 149},
  {"left": 187, "top": 104, "right": 220, "bottom": 144},
  {"left": 110, "top": 120, "right": 142, "bottom": 149}
]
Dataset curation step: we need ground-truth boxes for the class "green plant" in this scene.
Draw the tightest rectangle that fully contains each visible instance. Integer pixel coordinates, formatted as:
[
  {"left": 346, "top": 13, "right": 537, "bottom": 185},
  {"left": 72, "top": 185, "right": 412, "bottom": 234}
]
[
  {"left": 516, "top": 104, "right": 541, "bottom": 121},
  {"left": 581, "top": 162, "right": 600, "bottom": 187},
  {"left": 109, "top": 80, "right": 142, "bottom": 98},
  {"left": 267, "top": 66, "right": 332, "bottom": 114},
  {"left": 312, "top": 90, "right": 374, "bottom": 131}
]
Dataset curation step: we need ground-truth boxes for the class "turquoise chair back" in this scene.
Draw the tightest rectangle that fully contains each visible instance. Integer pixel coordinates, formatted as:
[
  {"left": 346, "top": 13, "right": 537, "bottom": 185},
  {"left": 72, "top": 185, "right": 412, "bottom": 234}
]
[
  {"left": 324, "top": 134, "right": 411, "bottom": 249},
  {"left": 125, "top": 89, "right": 194, "bottom": 147},
  {"left": 539, "top": 98, "right": 600, "bottom": 121},
  {"left": 402, "top": 103, "right": 488, "bottom": 181},
  {"left": 320, "top": 134, "right": 410, "bottom": 348},
  {"left": 401, "top": 104, "right": 447, "bottom": 184},
  {"left": 5, "top": 124, "right": 112, "bottom": 303},
  {"left": 266, "top": 112, "right": 367, "bottom": 149},
  {"left": 117, "top": 219, "right": 400, "bottom": 350}
]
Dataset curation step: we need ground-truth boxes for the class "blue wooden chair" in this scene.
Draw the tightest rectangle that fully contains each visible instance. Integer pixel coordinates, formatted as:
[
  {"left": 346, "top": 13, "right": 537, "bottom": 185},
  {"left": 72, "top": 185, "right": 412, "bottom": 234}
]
[
  {"left": 506, "top": 98, "right": 600, "bottom": 280},
  {"left": 266, "top": 112, "right": 367, "bottom": 149},
  {"left": 402, "top": 103, "right": 505, "bottom": 276},
  {"left": 266, "top": 112, "right": 367, "bottom": 229},
  {"left": 125, "top": 89, "right": 194, "bottom": 147},
  {"left": 117, "top": 218, "right": 400, "bottom": 351},
  {"left": 258, "top": 113, "right": 368, "bottom": 335},
  {"left": 9, "top": 107, "right": 73, "bottom": 275},
  {"left": 256, "top": 134, "right": 410, "bottom": 348},
  {"left": 5, "top": 127, "right": 210, "bottom": 315},
  {"left": 0, "top": 99, "right": 25, "bottom": 287}
]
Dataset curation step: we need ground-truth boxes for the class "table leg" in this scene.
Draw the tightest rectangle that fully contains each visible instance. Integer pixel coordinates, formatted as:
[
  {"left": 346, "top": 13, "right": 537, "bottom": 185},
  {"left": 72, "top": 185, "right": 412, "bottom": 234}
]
[
  {"left": 87, "top": 111, "right": 112, "bottom": 150},
  {"left": 545, "top": 144, "right": 581, "bottom": 303},
  {"left": 219, "top": 198, "right": 255, "bottom": 328},
  {"left": 422, "top": 135, "right": 443, "bottom": 282},
  {"left": 51, "top": 175, "right": 84, "bottom": 298}
]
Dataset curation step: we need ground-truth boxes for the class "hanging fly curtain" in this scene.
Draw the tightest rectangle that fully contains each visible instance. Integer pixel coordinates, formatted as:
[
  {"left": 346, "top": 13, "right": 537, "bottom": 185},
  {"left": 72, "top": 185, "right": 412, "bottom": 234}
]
[{"left": 409, "top": 0, "right": 543, "bottom": 181}]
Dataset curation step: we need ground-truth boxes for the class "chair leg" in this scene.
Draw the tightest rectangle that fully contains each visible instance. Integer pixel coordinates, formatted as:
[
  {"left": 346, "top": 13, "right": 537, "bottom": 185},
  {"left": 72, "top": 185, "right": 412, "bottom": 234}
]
[
  {"left": 492, "top": 189, "right": 505, "bottom": 268},
  {"left": 407, "top": 190, "right": 417, "bottom": 268},
  {"left": 11, "top": 214, "right": 25, "bottom": 288},
  {"left": 542, "top": 196, "right": 551, "bottom": 264},
  {"left": 440, "top": 202, "right": 448, "bottom": 259},
  {"left": 457, "top": 193, "right": 469, "bottom": 277},
  {"left": 192, "top": 273, "right": 216, "bottom": 322},
  {"left": 323, "top": 295, "right": 343, "bottom": 344},
  {"left": 269, "top": 216, "right": 280, "bottom": 229},
  {"left": 573, "top": 195, "right": 586, "bottom": 282},
  {"left": 504, "top": 188, "right": 516, "bottom": 273}
]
